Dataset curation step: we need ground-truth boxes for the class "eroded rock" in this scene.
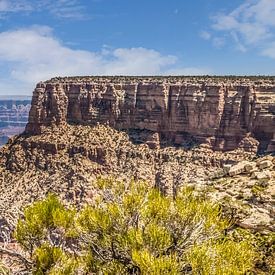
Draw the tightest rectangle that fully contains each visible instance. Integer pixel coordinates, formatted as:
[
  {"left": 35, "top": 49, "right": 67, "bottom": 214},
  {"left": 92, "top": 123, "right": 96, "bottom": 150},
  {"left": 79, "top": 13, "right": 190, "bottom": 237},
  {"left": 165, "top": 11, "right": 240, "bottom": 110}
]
[{"left": 26, "top": 76, "right": 275, "bottom": 153}]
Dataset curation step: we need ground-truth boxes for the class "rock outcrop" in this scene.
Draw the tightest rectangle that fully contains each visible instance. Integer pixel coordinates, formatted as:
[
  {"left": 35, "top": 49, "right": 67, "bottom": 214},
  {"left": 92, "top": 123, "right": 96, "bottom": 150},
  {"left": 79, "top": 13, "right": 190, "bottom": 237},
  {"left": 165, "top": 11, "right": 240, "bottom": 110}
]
[
  {"left": 207, "top": 155, "right": 275, "bottom": 231},
  {"left": 26, "top": 76, "right": 275, "bottom": 153},
  {"left": 0, "top": 124, "right": 274, "bottom": 233}
]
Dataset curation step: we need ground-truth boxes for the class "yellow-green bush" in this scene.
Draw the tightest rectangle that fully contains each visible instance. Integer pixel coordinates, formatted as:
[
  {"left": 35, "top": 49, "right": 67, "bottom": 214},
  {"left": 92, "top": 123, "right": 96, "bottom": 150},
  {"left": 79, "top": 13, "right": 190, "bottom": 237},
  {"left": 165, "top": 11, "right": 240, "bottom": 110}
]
[
  {"left": 187, "top": 240, "right": 255, "bottom": 275},
  {"left": 0, "top": 262, "right": 9, "bottom": 275},
  {"left": 14, "top": 179, "right": 256, "bottom": 274}
]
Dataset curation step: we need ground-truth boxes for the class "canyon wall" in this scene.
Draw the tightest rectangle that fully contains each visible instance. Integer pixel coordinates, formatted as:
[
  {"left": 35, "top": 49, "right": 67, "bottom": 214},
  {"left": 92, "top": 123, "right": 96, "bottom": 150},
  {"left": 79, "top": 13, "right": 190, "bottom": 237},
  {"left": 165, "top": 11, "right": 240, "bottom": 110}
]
[
  {"left": 0, "top": 99, "right": 31, "bottom": 146},
  {"left": 0, "top": 99, "right": 31, "bottom": 127},
  {"left": 26, "top": 77, "right": 275, "bottom": 152}
]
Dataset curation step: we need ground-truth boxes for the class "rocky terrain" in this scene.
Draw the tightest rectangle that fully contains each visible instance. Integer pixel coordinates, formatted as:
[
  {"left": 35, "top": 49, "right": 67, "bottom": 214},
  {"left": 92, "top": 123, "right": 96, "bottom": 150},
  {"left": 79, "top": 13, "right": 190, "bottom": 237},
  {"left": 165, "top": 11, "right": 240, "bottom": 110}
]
[
  {"left": 0, "top": 76, "right": 274, "bottom": 272},
  {"left": 0, "top": 98, "right": 31, "bottom": 146},
  {"left": 0, "top": 123, "right": 274, "bottom": 231}
]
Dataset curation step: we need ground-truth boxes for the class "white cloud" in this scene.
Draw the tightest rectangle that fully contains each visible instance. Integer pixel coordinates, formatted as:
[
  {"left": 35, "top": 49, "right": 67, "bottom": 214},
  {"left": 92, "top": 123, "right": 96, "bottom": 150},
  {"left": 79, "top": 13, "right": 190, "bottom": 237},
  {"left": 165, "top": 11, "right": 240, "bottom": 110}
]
[
  {"left": 262, "top": 42, "right": 275, "bottom": 58},
  {"left": 38, "top": 0, "right": 86, "bottom": 19},
  {"left": 0, "top": 0, "right": 85, "bottom": 19},
  {"left": 212, "top": 37, "right": 225, "bottom": 49},
  {"left": 230, "top": 31, "right": 247, "bottom": 52},
  {"left": 0, "top": 26, "right": 209, "bottom": 95},
  {"left": 0, "top": 0, "right": 32, "bottom": 12},
  {"left": 200, "top": 31, "right": 211, "bottom": 40},
  {"left": 104, "top": 48, "right": 177, "bottom": 75},
  {"left": 208, "top": 0, "right": 275, "bottom": 58}
]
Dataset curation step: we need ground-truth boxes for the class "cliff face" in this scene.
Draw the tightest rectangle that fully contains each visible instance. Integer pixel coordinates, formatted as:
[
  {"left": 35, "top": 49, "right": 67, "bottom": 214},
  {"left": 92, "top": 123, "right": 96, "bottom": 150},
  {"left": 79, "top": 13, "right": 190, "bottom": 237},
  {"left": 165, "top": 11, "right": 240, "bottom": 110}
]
[{"left": 26, "top": 77, "right": 275, "bottom": 152}]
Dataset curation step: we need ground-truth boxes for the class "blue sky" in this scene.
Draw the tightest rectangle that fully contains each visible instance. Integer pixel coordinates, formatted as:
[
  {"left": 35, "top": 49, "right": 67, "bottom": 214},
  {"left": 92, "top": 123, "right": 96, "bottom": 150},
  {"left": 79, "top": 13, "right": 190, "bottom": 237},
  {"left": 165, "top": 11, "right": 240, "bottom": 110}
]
[{"left": 0, "top": 0, "right": 275, "bottom": 95}]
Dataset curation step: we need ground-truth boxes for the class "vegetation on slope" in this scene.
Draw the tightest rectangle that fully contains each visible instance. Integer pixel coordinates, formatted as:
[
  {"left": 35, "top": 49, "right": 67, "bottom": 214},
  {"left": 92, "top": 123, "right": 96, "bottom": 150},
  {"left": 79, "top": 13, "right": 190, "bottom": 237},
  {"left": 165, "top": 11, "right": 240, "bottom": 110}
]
[{"left": 3, "top": 179, "right": 257, "bottom": 274}]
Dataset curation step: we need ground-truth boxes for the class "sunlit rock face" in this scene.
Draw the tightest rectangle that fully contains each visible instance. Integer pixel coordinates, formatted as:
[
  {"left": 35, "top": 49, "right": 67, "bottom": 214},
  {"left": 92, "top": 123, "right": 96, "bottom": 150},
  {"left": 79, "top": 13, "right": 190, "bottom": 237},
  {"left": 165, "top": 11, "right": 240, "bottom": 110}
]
[{"left": 26, "top": 76, "right": 275, "bottom": 153}]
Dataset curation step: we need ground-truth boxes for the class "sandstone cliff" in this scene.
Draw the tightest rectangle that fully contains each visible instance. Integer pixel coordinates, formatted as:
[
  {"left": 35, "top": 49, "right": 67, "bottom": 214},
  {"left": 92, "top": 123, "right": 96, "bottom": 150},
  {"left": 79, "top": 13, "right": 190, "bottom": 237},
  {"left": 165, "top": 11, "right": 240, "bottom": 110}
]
[{"left": 26, "top": 76, "right": 275, "bottom": 153}]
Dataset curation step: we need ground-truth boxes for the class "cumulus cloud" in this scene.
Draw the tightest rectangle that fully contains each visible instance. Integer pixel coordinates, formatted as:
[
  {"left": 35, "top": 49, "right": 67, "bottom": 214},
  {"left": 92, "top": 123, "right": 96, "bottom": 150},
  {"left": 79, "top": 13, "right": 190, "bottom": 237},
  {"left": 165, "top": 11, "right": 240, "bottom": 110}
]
[
  {"left": 0, "top": 26, "right": 209, "bottom": 95},
  {"left": 205, "top": 0, "right": 275, "bottom": 58}
]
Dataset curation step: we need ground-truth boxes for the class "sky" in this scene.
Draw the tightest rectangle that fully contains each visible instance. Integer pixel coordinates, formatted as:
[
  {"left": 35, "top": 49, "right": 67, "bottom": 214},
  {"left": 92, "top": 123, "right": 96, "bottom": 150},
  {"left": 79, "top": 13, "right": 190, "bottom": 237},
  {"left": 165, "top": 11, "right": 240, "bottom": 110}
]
[{"left": 0, "top": 0, "right": 275, "bottom": 95}]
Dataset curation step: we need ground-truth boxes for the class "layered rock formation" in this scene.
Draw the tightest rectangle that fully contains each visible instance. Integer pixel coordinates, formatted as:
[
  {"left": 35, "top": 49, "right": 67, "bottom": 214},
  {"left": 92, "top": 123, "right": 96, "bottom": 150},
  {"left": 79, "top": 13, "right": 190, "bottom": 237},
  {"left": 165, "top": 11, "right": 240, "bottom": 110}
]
[
  {"left": 26, "top": 76, "right": 275, "bottom": 153},
  {"left": 0, "top": 98, "right": 31, "bottom": 146},
  {"left": 1, "top": 77, "right": 275, "bottom": 273},
  {"left": 0, "top": 99, "right": 31, "bottom": 128},
  {"left": 0, "top": 76, "right": 273, "bottom": 226}
]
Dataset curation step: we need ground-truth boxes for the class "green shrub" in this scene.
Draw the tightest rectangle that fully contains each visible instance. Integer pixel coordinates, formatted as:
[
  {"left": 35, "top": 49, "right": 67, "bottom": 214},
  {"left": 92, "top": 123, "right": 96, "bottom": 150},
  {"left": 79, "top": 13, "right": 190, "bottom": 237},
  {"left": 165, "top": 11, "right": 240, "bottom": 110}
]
[
  {"left": 14, "top": 179, "right": 256, "bottom": 274},
  {"left": 187, "top": 240, "right": 255, "bottom": 275},
  {"left": 0, "top": 262, "right": 9, "bottom": 275},
  {"left": 251, "top": 184, "right": 267, "bottom": 197},
  {"left": 15, "top": 194, "right": 76, "bottom": 255}
]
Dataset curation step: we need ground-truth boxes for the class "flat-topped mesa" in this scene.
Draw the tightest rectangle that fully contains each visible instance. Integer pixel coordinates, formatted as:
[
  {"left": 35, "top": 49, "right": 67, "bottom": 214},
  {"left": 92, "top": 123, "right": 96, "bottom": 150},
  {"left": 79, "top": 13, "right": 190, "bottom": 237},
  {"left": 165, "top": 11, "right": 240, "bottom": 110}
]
[{"left": 26, "top": 76, "right": 275, "bottom": 152}]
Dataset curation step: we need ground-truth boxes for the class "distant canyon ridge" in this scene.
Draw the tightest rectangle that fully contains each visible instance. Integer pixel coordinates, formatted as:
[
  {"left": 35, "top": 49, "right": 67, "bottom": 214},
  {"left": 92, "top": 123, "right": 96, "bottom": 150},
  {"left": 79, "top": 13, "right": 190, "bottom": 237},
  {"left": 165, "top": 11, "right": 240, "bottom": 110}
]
[
  {"left": 26, "top": 76, "right": 275, "bottom": 153},
  {"left": 0, "top": 98, "right": 31, "bottom": 146}
]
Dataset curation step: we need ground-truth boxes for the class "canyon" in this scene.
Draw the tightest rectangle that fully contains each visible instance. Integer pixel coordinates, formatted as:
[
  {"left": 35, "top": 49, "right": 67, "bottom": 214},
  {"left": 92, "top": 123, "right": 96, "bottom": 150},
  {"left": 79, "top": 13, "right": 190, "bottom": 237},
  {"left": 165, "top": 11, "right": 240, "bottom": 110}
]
[
  {"left": 0, "top": 76, "right": 274, "bottom": 272},
  {"left": 0, "top": 98, "right": 31, "bottom": 146}
]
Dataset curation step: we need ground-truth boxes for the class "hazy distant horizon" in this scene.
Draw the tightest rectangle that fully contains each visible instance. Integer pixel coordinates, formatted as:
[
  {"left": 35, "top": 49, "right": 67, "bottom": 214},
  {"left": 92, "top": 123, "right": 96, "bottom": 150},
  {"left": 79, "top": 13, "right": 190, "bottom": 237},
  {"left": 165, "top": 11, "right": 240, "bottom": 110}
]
[{"left": 0, "top": 95, "right": 32, "bottom": 100}]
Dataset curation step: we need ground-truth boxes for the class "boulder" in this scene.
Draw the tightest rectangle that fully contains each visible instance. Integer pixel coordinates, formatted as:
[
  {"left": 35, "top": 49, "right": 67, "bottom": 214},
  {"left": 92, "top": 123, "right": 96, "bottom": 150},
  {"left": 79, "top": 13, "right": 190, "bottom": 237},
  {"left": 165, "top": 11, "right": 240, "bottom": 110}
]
[
  {"left": 257, "top": 160, "right": 273, "bottom": 170},
  {"left": 252, "top": 170, "right": 272, "bottom": 182},
  {"left": 228, "top": 161, "right": 250, "bottom": 176},
  {"left": 223, "top": 164, "right": 232, "bottom": 174},
  {"left": 244, "top": 162, "right": 257, "bottom": 173}
]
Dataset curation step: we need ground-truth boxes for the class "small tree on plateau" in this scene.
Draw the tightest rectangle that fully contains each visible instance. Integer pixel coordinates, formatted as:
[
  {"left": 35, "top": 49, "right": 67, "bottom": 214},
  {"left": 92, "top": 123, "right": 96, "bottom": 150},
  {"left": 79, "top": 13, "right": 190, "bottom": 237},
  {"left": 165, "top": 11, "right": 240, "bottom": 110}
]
[{"left": 13, "top": 179, "right": 255, "bottom": 274}]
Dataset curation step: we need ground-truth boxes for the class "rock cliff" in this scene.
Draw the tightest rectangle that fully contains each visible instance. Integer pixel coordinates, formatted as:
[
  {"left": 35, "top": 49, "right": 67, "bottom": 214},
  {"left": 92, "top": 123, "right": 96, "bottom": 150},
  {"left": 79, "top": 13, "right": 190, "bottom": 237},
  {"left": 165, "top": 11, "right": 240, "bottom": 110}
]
[{"left": 26, "top": 76, "right": 275, "bottom": 153}]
